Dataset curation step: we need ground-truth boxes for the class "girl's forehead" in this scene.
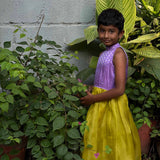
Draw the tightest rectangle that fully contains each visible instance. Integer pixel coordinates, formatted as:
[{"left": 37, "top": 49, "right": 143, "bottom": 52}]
[{"left": 99, "top": 24, "right": 118, "bottom": 30}]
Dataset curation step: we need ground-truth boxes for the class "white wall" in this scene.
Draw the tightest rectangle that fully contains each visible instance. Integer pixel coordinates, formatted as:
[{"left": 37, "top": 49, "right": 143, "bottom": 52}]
[{"left": 0, "top": 0, "right": 99, "bottom": 73}]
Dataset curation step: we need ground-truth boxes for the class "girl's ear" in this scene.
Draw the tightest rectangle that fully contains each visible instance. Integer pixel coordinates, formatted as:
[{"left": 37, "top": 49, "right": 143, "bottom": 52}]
[{"left": 118, "top": 30, "right": 124, "bottom": 39}]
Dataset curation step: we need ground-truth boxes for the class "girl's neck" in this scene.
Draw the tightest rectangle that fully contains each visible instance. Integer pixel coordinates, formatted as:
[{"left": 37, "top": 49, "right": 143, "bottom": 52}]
[{"left": 106, "top": 43, "right": 119, "bottom": 50}]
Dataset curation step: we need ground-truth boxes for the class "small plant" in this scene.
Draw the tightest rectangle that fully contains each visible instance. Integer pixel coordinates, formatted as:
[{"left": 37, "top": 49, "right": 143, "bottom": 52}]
[
  {"left": 150, "top": 128, "right": 160, "bottom": 139},
  {"left": 125, "top": 74, "right": 160, "bottom": 129},
  {"left": 0, "top": 26, "right": 88, "bottom": 160}
]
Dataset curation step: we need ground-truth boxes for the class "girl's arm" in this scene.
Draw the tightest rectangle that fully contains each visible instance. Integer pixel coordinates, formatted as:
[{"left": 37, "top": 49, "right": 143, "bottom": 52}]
[{"left": 80, "top": 48, "right": 127, "bottom": 106}]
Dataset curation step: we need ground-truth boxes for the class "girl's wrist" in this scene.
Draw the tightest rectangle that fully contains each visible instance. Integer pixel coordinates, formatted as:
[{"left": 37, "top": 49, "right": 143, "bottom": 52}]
[{"left": 92, "top": 95, "right": 97, "bottom": 104}]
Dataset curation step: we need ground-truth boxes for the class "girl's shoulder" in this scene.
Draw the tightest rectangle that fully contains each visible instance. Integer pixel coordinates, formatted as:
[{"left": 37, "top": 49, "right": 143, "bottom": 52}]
[{"left": 113, "top": 47, "right": 128, "bottom": 64}]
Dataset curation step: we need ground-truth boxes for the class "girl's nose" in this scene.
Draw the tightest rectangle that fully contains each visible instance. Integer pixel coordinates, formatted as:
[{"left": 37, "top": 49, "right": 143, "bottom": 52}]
[{"left": 104, "top": 32, "right": 109, "bottom": 38}]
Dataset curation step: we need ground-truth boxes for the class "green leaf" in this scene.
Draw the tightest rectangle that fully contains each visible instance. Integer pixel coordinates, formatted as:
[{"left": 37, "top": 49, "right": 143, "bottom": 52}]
[
  {"left": 126, "top": 32, "right": 160, "bottom": 44},
  {"left": 37, "top": 132, "right": 46, "bottom": 138},
  {"left": 4, "top": 41, "right": 11, "bottom": 48},
  {"left": 138, "top": 96, "right": 145, "bottom": 102},
  {"left": 133, "top": 107, "right": 141, "bottom": 113},
  {"left": 27, "top": 139, "right": 37, "bottom": 149},
  {"left": 147, "top": 100, "right": 154, "bottom": 106},
  {"left": 6, "top": 83, "right": 18, "bottom": 89},
  {"left": 105, "top": 145, "right": 112, "bottom": 154},
  {"left": 68, "top": 110, "right": 80, "bottom": 119},
  {"left": 71, "top": 86, "right": 78, "bottom": 94},
  {"left": 71, "top": 122, "right": 79, "bottom": 128},
  {"left": 143, "top": 111, "right": 149, "bottom": 117},
  {"left": 68, "top": 37, "right": 86, "bottom": 46},
  {"left": 34, "top": 82, "right": 42, "bottom": 88},
  {"left": 76, "top": 68, "right": 95, "bottom": 82},
  {"left": 20, "top": 84, "right": 29, "bottom": 91},
  {"left": 84, "top": 25, "right": 98, "bottom": 44},
  {"left": 26, "top": 76, "right": 35, "bottom": 82},
  {"left": 1, "top": 62, "right": 10, "bottom": 71},
  {"left": 63, "top": 94, "right": 79, "bottom": 101},
  {"left": 40, "top": 139, "right": 50, "bottom": 148},
  {"left": 12, "top": 88, "right": 26, "bottom": 98},
  {"left": 56, "top": 144, "right": 68, "bottom": 158},
  {"left": 86, "top": 144, "right": 93, "bottom": 149},
  {"left": 64, "top": 152, "right": 73, "bottom": 160},
  {"left": 89, "top": 56, "right": 98, "bottom": 69},
  {"left": 151, "top": 81, "right": 155, "bottom": 88},
  {"left": 44, "top": 86, "right": 52, "bottom": 94},
  {"left": 13, "top": 28, "right": 19, "bottom": 33},
  {"left": 16, "top": 46, "right": 25, "bottom": 52},
  {"left": 53, "top": 116, "right": 65, "bottom": 131},
  {"left": 132, "top": 46, "right": 160, "bottom": 58},
  {"left": 31, "top": 145, "right": 40, "bottom": 155},
  {"left": 73, "top": 154, "right": 82, "bottom": 160},
  {"left": 0, "top": 95, "right": 6, "bottom": 103},
  {"left": 35, "top": 117, "right": 48, "bottom": 126},
  {"left": 20, "top": 33, "right": 26, "bottom": 38},
  {"left": 50, "top": 111, "right": 60, "bottom": 122},
  {"left": 43, "top": 147, "right": 54, "bottom": 157},
  {"left": 48, "top": 91, "right": 58, "bottom": 99},
  {"left": 13, "top": 131, "right": 24, "bottom": 137},
  {"left": 135, "top": 113, "right": 142, "bottom": 119},
  {"left": 20, "top": 114, "right": 29, "bottom": 125},
  {"left": 17, "top": 41, "right": 28, "bottom": 45},
  {"left": 53, "top": 134, "right": 65, "bottom": 147},
  {"left": 6, "top": 94, "right": 14, "bottom": 104},
  {"left": 0, "top": 102, "right": 9, "bottom": 112},
  {"left": 67, "top": 128, "right": 81, "bottom": 139},
  {"left": 64, "top": 88, "right": 71, "bottom": 95},
  {"left": 10, "top": 123, "right": 19, "bottom": 131},
  {"left": 139, "top": 58, "right": 160, "bottom": 81},
  {"left": 1, "top": 154, "right": 9, "bottom": 160},
  {"left": 36, "top": 126, "right": 46, "bottom": 133}
]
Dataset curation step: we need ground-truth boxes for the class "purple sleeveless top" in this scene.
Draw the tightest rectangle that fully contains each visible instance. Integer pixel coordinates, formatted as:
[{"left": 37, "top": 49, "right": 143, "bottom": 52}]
[{"left": 94, "top": 43, "right": 128, "bottom": 90}]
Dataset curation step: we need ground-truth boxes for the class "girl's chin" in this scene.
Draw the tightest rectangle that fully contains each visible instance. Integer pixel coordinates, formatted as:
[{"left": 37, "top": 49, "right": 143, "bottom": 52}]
[{"left": 103, "top": 42, "right": 111, "bottom": 46}]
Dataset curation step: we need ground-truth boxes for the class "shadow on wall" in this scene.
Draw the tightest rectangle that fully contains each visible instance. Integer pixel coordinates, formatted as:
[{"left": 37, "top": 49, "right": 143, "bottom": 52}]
[{"left": 67, "top": 40, "right": 103, "bottom": 85}]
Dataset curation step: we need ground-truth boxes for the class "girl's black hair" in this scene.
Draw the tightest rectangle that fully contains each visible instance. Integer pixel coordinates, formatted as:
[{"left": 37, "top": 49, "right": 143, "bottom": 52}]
[{"left": 98, "top": 8, "right": 125, "bottom": 32}]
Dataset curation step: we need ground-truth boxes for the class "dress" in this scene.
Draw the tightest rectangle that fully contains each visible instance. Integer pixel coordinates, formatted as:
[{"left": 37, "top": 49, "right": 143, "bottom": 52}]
[{"left": 82, "top": 43, "right": 141, "bottom": 160}]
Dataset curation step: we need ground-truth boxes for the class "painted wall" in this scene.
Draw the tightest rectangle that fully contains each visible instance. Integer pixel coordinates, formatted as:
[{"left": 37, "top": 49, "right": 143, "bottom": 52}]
[{"left": 0, "top": 0, "right": 100, "bottom": 76}]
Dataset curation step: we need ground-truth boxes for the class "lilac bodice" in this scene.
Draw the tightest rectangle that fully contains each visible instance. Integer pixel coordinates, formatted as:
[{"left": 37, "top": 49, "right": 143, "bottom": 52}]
[{"left": 94, "top": 43, "right": 128, "bottom": 90}]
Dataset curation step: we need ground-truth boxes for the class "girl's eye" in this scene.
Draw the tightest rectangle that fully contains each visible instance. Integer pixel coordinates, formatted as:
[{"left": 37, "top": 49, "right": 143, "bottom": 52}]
[
  {"left": 109, "top": 30, "right": 114, "bottom": 33},
  {"left": 99, "top": 29, "right": 105, "bottom": 33}
]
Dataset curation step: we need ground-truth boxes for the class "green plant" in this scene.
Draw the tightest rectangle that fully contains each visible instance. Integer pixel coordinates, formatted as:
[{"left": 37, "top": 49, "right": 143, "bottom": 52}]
[
  {"left": 70, "top": 0, "right": 160, "bottom": 84},
  {"left": 69, "top": 0, "right": 136, "bottom": 45},
  {"left": 0, "top": 26, "right": 88, "bottom": 160},
  {"left": 120, "top": 0, "right": 160, "bottom": 80},
  {"left": 150, "top": 128, "right": 160, "bottom": 139},
  {"left": 125, "top": 75, "right": 160, "bottom": 129}
]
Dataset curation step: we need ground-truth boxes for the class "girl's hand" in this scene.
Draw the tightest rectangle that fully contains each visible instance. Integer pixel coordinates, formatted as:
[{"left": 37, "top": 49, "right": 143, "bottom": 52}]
[{"left": 80, "top": 91, "right": 94, "bottom": 106}]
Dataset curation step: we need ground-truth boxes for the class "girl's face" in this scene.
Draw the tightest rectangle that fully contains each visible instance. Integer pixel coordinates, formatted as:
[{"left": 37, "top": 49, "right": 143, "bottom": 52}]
[{"left": 98, "top": 24, "right": 124, "bottom": 47}]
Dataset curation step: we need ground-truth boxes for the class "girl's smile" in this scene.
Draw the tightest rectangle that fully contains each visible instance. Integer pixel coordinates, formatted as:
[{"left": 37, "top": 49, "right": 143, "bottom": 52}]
[{"left": 98, "top": 24, "right": 124, "bottom": 46}]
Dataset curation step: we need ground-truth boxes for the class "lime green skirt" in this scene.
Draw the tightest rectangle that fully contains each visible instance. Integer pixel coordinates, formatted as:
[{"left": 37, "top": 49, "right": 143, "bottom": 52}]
[{"left": 82, "top": 87, "right": 141, "bottom": 160}]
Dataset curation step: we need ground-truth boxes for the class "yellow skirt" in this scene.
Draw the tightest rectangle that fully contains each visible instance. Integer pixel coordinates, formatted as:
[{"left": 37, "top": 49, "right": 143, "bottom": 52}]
[{"left": 82, "top": 87, "right": 141, "bottom": 160}]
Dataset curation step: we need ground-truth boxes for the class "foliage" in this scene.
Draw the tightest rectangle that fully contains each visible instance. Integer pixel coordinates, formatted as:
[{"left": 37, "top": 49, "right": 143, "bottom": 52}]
[
  {"left": 0, "top": 26, "right": 88, "bottom": 160},
  {"left": 96, "top": 0, "right": 136, "bottom": 40},
  {"left": 125, "top": 75, "right": 160, "bottom": 129},
  {"left": 71, "top": 0, "right": 160, "bottom": 83},
  {"left": 121, "top": 0, "right": 160, "bottom": 80},
  {"left": 68, "top": 0, "right": 136, "bottom": 45}
]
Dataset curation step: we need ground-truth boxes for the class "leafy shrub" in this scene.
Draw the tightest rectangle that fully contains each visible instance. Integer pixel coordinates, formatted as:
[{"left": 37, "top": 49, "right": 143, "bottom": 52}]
[
  {"left": 126, "top": 74, "right": 160, "bottom": 129},
  {"left": 0, "top": 26, "right": 88, "bottom": 160}
]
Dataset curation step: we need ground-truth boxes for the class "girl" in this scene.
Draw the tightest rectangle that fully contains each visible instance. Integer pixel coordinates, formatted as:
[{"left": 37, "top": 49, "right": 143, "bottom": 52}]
[{"left": 81, "top": 8, "right": 141, "bottom": 160}]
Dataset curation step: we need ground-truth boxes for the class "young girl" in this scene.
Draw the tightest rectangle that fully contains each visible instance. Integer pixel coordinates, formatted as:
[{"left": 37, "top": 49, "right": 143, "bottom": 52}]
[{"left": 81, "top": 9, "right": 141, "bottom": 160}]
